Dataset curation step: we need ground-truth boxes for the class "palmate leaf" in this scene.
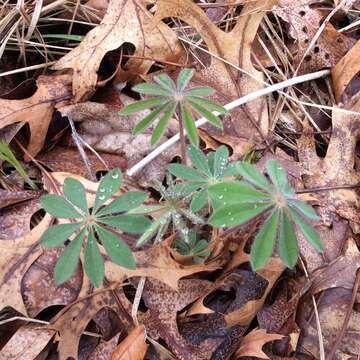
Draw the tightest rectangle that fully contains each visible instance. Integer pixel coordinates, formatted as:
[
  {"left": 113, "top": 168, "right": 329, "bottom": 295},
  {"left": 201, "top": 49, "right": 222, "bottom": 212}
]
[
  {"left": 187, "top": 96, "right": 228, "bottom": 114},
  {"left": 188, "top": 145, "right": 211, "bottom": 176},
  {"left": 188, "top": 99, "right": 223, "bottom": 129},
  {"left": 41, "top": 222, "right": 83, "bottom": 247},
  {"left": 289, "top": 199, "right": 319, "bottom": 220},
  {"left": 190, "top": 188, "right": 208, "bottom": 212},
  {"left": 41, "top": 195, "right": 82, "bottom": 219},
  {"left": 120, "top": 98, "right": 166, "bottom": 114},
  {"left": 96, "top": 225, "right": 135, "bottom": 269},
  {"left": 279, "top": 211, "right": 299, "bottom": 268},
  {"left": 94, "top": 168, "right": 122, "bottom": 213},
  {"left": 64, "top": 178, "right": 88, "bottom": 214},
  {"left": 177, "top": 68, "right": 195, "bottom": 91},
  {"left": 132, "top": 83, "right": 170, "bottom": 96},
  {"left": 266, "top": 160, "right": 289, "bottom": 192},
  {"left": 186, "top": 87, "right": 215, "bottom": 97},
  {"left": 132, "top": 102, "right": 170, "bottom": 136},
  {"left": 136, "top": 217, "right": 162, "bottom": 246},
  {"left": 98, "top": 215, "right": 151, "bottom": 234},
  {"left": 154, "top": 73, "right": 176, "bottom": 91},
  {"left": 151, "top": 103, "right": 176, "bottom": 145},
  {"left": 213, "top": 146, "right": 228, "bottom": 179},
  {"left": 84, "top": 230, "right": 104, "bottom": 287},
  {"left": 96, "top": 191, "right": 147, "bottom": 216},
  {"left": 54, "top": 228, "right": 85, "bottom": 284},
  {"left": 181, "top": 103, "right": 199, "bottom": 146},
  {"left": 168, "top": 163, "right": 206, "bottom": 182},
  {"left": 251, "top": 209, "right": 280, "bottom": 270}
]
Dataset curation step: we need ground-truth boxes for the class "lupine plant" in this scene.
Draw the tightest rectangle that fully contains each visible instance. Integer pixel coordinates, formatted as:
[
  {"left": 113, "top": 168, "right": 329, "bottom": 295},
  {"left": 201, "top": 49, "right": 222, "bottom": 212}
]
[
  {"left": 131, "top": 174, "right": 204, "bottom": 247},
  {"left": 120, "top": 68, "right": 228, "bottom": 163},
  {"left": 174, "top": 231, "right": 210, "bottom": 263},
  {"left": 168, "top": 145, "right": 238, "bottom": 212},
  {"left": 40, "top": 169, "right": 150, "bottom": 287},
  {"left": 208, "top": 160, "right": 323, "bottom": 269}
]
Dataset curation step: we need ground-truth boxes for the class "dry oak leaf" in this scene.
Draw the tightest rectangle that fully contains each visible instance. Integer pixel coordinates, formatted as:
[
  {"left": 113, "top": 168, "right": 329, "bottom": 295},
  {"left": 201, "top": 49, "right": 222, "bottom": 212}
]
[
  {"left": 0, "top": 214, "right": 52, "bottom": 315},
  {"left": 0, "top": 324, "right": 55, "bottom": 360},
  {"left": 154, "top": 0, "right": 275, "bottom": 147},
  {"left": 53, "top": 0, "right": 183, "bottom": 101},
  {"left": 110, "top": 325, "right": 147, "bottom": 360},
  {"left": 274, "top": 0, "right": 355, "bottom": 73},
  {"left": 235, "top": 328, "right": 283, "bottom": 359},
  {"left": 0, "top": 189, "right": 38, "bottom": 210},
  {"left": 0, "top": 74, "right": 72, "bottom": 159}
]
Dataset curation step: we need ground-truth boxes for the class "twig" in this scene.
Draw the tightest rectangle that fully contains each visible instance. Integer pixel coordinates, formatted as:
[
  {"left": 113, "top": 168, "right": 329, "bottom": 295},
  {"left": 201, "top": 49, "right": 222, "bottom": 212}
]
[
  {"left": 127, "top": 69, "right": 330, "bottom": 176},
  {"left": 327, "top": 269, "right": 360, "bottom": 360},
  {"left": 296, "top": 184, "right": 360, "bottom": 194},
  {"left": 132, "top": 276, "right": 146, "bottom": 326}
]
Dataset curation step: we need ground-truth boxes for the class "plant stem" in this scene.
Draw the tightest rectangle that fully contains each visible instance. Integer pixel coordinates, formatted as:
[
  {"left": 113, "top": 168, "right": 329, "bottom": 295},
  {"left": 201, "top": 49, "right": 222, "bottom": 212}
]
[{"left": 177, "top": 109, "right": 187, "bottom": 165}]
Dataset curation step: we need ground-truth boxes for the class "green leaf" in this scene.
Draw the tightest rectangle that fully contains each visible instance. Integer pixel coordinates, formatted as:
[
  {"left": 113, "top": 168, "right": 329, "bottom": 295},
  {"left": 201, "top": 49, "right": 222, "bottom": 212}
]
[
  {"left": 41, "top": 222, "right": 83, "bottom": 248},
  {"left": 64, "top": 178, "right": 88, "bottom": 214},
  {"left": 250, "top": 209, "right": 280, "bottom": 270},
  {"left": 84, "top": 230, "right": 104, "bottom": 287},
  {"left": 173, "top": 182, "right": 203, "bottom": 195},
  {"left": 136, "top": 217, "right": 162, "bottom": 246},
  {"left": 188, "top": 100, "right": 223, "bottom": 129},
  {"left": 132, "top": 83, "right": 170, "bottom": 96},
  {"left": 128, "top": 205, "right": 164, "bottom": 215},
  {"left": 223, "top": 161, "right": 241, "bottom": 177},
  {"left": 289, "top": 208, "right": 323, "bottom": 252},
  {"left": 188, "top": 144, "right": 211, "bottom": 176},
  {"left": 208, "top": 181, "right": 271, "bottom": 209},
  {"left": 177, "top": 68, "right": 195, "bottom": 91},
  {"left": 132, "top": 102, "right": 170, "bottom": 135},
  {"left": 181, "top": 103, "right": 199, "bottom": 146},
  {"left": 93, "top": 168, "right": 122, "bottom": 213},
  {"left": 41, "top": 195, "right": 82, "bottom": 218},
  {"left": 54, "top": 228, "right": 85, "bottom": 284},
  {"left": 98, "top": 215, "right": 151, "bottom": 233},
  {"left": 154, "top": 73, "right": 176, "bottom": 91},
  {"left": 192, "top": 239, "right": 209, "bottom": 253},
  {"left": 151, "top": 104, "right": 176, "bottom": 145},
  {"left": 96, "top": 226, "right": 136, "bottom": 269},
  {"left": 168, "top": 164, "right": 206, "bottom": 182},
  {"left": 288, "top": 199, "right": 319, "bottom": 220},
  {"left": 209, "top": 202, "right": 272, "bottom": 228},
  {"left": 191, "top": 188, "right": 208, "bottom": 212},
  {"left": 120, "top": 98, "right": 166, "bottom": 114},
  {"left": 266, "top": 160, "right": 289, "bottom": 192},
  {"left": 96, "top": 191, "right": 147, "bottom": 216},
  {"left": 214, "top": 146, "right": 229, "bottom": 178},
  {"left": 186, "top": 87, "right": 215, "bottom": 97},
  {"left": 187, "top": 96, "right": 228, "bottom": 114},
  {"left": 236, "top": 162, "right": 272, "bottom": 192},
  {"left": 279, "top": 211, "right": 299, "bottom": 268}
]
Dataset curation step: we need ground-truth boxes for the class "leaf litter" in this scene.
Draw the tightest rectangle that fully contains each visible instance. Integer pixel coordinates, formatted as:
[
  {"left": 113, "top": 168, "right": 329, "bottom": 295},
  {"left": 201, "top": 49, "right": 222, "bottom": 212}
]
[{"left": 0, "top": 0, "right": 360, "bottom": 359}]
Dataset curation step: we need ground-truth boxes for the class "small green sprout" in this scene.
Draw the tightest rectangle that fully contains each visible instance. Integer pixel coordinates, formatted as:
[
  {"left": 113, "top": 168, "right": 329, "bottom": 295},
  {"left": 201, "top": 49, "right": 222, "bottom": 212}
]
[
  {"left": 174, "top": 231, "right": 210, "bottom": 264},
  {"left": 40, "top": 169, "right": 150, "bottom": 287},
  {"left": 208, "top": 160, "right": 323, "bottom": 270}
]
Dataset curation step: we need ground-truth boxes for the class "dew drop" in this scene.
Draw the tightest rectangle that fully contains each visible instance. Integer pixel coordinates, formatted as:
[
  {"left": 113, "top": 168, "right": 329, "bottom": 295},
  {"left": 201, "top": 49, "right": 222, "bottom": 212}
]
[
  {"left": 221, "top": 224, "right": 226, "bottom": 227},
  {"left": 277, "top": 167, "right": 282, "bottom": 170},
  {"left": 227, "top": 212, "right": 232, "bottom": 215},
  {"left": 99, "top": 188, "right": 106, "bottom": 193},
  {"left": 99, "top": 195, "right": 105, "bottom": 200},
  {"left": 218, "top": 195, "right": 224, "bottom": 199},
  {"left": 230, "top": 217, "right": 234, "bottom": 221},
  {"left": 112, "top": 173, "right": 119, "bottom": 179}
]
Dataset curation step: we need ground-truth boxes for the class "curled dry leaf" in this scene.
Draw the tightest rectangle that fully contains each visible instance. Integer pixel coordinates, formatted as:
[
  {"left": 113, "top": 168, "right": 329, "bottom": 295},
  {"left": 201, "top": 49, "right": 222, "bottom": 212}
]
[
  {"left": 110, "top": 325, "right": 147, "bottom": 360},
  {"left": 274, "top": 0, "right": 355, "bottom": 73},
  {"left": 235, "top": 328, "right": 283, "bottom": 359},
  {"left": 53, "top": 0, "right": 183, "bottom": 101},
  {"left": 0, "top": 324, "right": 55, "bottom": 360},
  {"left": 155, "top": 0, "right": 274, "bottom": 149},
  {"left": 0, "top": 189, "right": 38, "bottom": 210},
  {"left": 0, "top": 74, "right": 72, "bottom": 159}
]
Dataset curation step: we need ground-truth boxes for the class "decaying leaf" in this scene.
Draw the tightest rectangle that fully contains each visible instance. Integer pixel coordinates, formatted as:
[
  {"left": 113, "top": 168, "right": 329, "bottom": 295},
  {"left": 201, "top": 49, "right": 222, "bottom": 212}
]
[
  {"left": 0, "top": 324, "right": 55, "bottom": 360},
  {"left": 53, "top": 0, "right": 183, "bottom": 101},
  {"left": 155, "top": 0, "right": 274, "bottom": 149},
  {"left": 235, "top": 328, "right": 283, "bottom": 359},
  {"left": 110, "top": 325, "right": 147, "bottom": 360},
  {"left": 0, "top": 74, "right": 72, "bottom": 159},
  {"left": 0, "top": 189, "right": 38, "bottom": 210}
]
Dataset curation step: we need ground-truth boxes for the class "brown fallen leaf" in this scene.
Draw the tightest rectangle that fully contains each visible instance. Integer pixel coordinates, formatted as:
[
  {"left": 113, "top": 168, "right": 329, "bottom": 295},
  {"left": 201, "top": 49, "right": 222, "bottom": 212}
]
[
  {"left": 155, "top": 0, "right": 274, "bottom": 150},
  {"left": 0, "top": 324, "right": 55, "bottom": 360},
  {"left": 110, "top": 325, "right": 147, "bottom": 360},
  {"left": 0, "top": 189, "right": 38, "bottom": 210},
  {"left": 88, "top": 334, "right": 120, "bottom": 360},
  {"left": 274, "top": 0, "right": 355, "bottom": 73},
  {"left": 235, "top": 328, "right": 283, "bottom": 359},
  {"left": 0, "top": 74, "right": 72, "bottom": 159},
  {"left": 53, "top": 0, "right": 183, "bottom": 101}
]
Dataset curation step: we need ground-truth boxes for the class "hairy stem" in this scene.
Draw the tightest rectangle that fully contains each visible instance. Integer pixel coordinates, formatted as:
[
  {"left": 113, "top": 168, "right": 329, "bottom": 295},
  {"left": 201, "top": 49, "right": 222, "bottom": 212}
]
[{"left": 177, "top": 108, "right": 187, "bottom": 165}]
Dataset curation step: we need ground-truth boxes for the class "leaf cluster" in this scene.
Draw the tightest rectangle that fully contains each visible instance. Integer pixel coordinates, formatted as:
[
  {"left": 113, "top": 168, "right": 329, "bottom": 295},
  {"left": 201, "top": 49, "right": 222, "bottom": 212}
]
[
  {"left": 120, "top": 68, "right": 228, "bottom": 146},
  {"left": 40, "top": 169, "right": 150, "bottom": 287},
  {"left": 174, "top": 231, "right": 210, "bottom": 263}
]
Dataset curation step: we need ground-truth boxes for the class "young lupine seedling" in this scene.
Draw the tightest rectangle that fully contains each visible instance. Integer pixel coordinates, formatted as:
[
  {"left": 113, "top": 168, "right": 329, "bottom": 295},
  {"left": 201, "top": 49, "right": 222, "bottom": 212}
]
[
  {"left": 168, "top": 145, "right": 238, "bottom": 212},
  {"left": 119, "top": 68, "right": 228, "bottom": 163},
  {"left": 40, "top": 169, "right": 150, "bottom": 287},
  {"left": 174, "top": 231, "right": 210, "bottom": 264},
  {"left": 131, "top": 174, "right": 204, "bottom": 247},
  {"left": 208, "top": 160, "right": 323, "bottom": 270}
]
